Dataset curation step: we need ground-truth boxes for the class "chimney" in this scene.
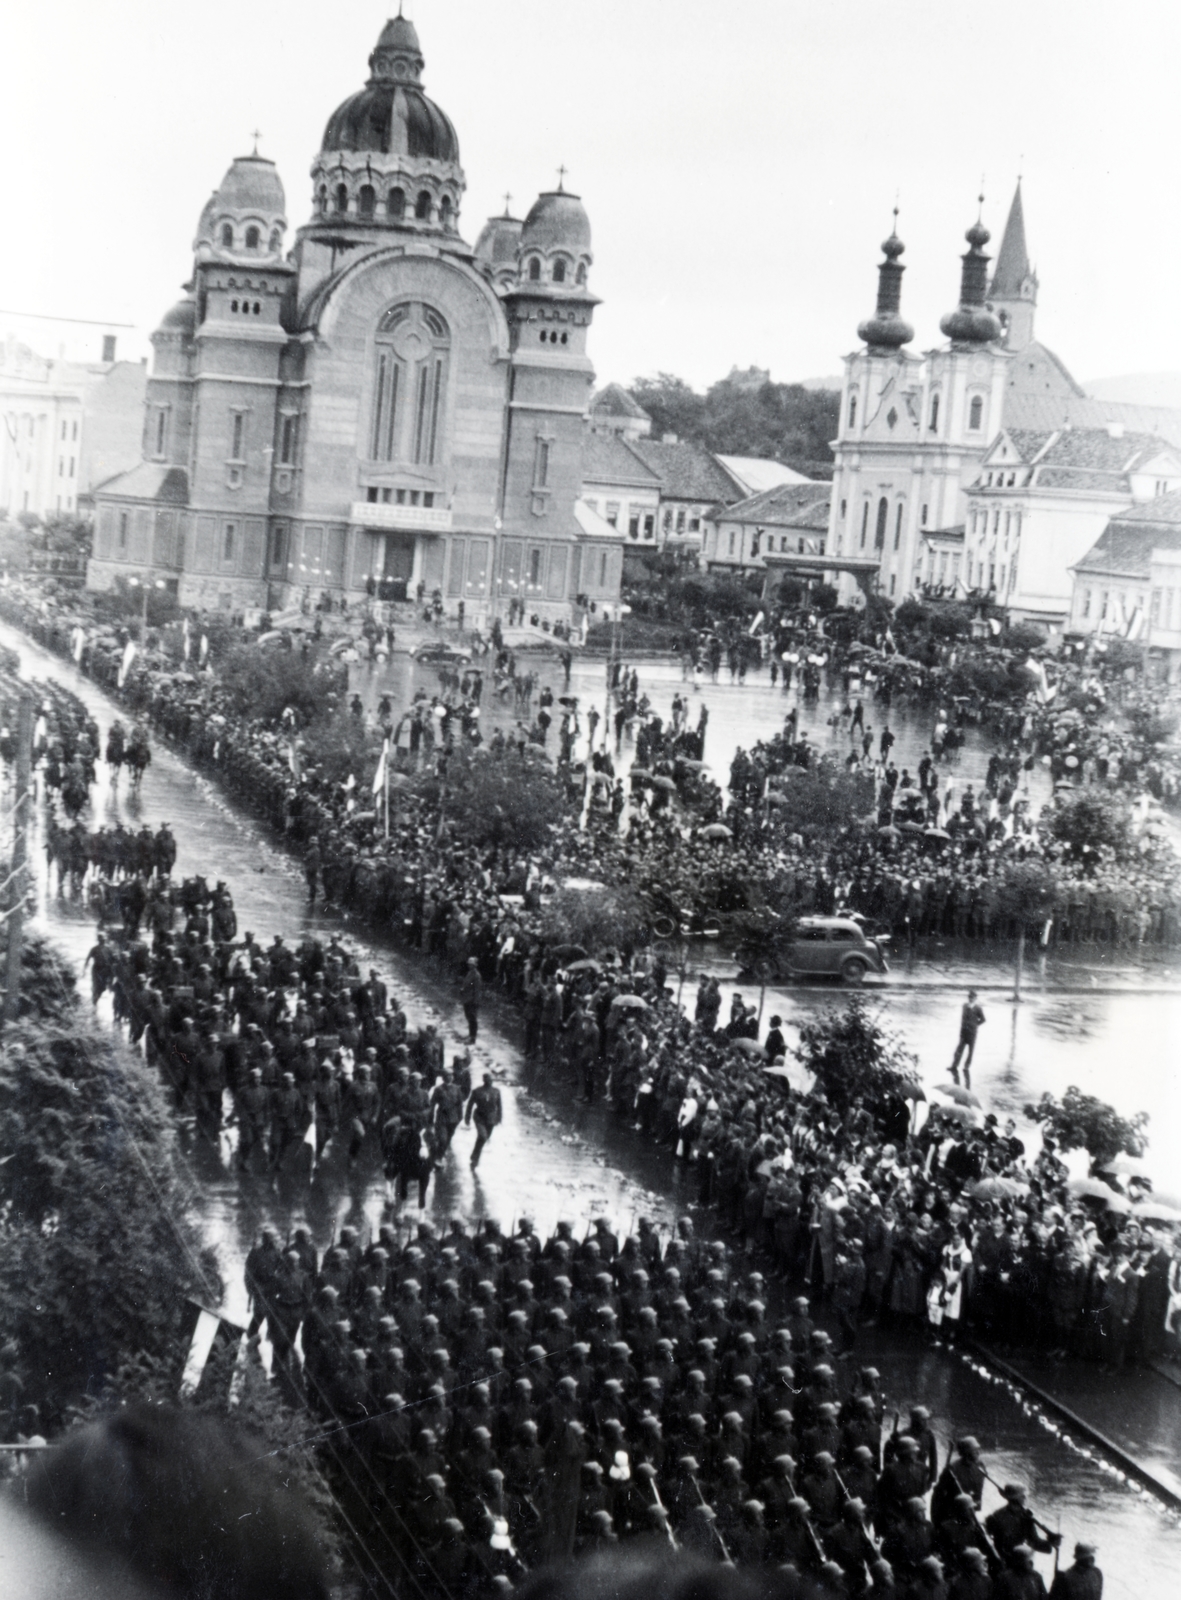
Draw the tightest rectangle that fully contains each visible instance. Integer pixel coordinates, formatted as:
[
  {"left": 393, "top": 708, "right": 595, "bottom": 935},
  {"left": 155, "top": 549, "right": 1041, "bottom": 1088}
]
[{"left": 102, "top": 334, "right": 117, "bottom": 363}]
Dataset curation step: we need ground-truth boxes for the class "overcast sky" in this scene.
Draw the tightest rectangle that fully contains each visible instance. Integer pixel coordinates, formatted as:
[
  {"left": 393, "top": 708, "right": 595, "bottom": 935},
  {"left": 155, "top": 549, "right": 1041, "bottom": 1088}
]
[{"left": 5, "top": 0, "right": 1181, "bottom": 391}]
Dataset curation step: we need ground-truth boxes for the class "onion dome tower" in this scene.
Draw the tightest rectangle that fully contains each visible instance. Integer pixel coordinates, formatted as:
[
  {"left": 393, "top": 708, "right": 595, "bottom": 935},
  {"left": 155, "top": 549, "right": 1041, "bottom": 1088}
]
[
  {"left": 474, "top": 202, "right": 524, "bottom": 292},
  {"left": 310, "top": 14, "right": 465, "bottom": 235},
  {"left": 940, "top": 202, "right": 1002, "bottom": 347},
  {"left": 857, "top": 214, "right": 914, "bottom": 352},
  {"left": 193, "top": 153, "right": 288, "bottom": 264},
  {"left": 517, "top": 182, "right": 592, "bottom": 291}
]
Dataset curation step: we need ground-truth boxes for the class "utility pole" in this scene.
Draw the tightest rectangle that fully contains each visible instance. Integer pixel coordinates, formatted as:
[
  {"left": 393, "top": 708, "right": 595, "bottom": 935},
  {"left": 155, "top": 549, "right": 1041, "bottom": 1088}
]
[{"left": 4, "top": 692, "right": 32, "bottom": 1023}]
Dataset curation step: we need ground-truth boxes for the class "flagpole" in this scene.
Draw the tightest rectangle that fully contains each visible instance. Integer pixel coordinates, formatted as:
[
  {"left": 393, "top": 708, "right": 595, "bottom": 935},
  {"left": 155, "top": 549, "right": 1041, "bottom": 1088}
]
[{"left": 384, "top": 746, "right": 390, "bottom": 838}]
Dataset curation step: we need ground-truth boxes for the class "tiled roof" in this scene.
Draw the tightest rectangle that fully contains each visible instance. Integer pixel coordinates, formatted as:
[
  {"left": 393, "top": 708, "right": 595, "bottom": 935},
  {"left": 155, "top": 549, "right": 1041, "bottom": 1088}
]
[
  {"left": 95, "top": 463, "right": 189, "bottom": 505},
  {"left": 1034, "top": 468, "right": 1130, "bottom": 493},
  {"left": 714, "top": 481, "right": 831, "bottom": 530},
  {"left": 591, "top": 382, "right": 650, "bottom": 421},
  {"left": 1073, "top": 519, "right": 1181, "bottom": 579},
  {"left": 1002, "top": 429, "right": 1057, "bottom": 462},
  {"left": 1003, "top": 389, "right": 1181, "bottom": 448},
  {"left": 1116, "top": 488, "right": 1181, "bottom": 524},
  {"left": 990, "top": 182, "right": 1032, "bottom": 299},
  {"left": 714, "top": 456, "right": 810, "bottom": 493},
  {"left": 1033, "top": 428, "right": 1174, "bottom": 471},
  {"left": 628, "top": 440, "right": 746, "bottom": 503},
  {"left": 581, "top": 433, "right": 662, "bottom": 487}
]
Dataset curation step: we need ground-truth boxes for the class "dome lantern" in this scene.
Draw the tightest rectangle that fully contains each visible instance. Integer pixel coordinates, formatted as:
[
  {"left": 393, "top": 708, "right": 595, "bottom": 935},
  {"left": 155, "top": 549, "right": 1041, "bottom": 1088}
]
[
  {"left": 940, "top": 198, "right": 1002, "bottom": 347},
  {"left": 857, "top": 211, "right": 914, "bottom": 352}
]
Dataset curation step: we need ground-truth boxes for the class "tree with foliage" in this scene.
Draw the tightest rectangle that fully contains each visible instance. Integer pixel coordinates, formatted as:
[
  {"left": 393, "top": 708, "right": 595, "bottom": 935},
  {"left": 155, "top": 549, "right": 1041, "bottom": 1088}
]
[
  {"left": 1023, "top": 1085, "right": 1149, "bottom": 1172},
  {"left": 794, "top": 999, "right": 919, "bottom": 1118},
  {"left": 994, "top": 858, "right": 1061, "bottom": 997},
  {"left": 541, "top": 883, "right": 652, "bottom": 956},
  {"left": 422, "top": 745, "right": 568, "bottom": 852},
  {"left": 764, "top": 756, "right": 874, "bottom": 844},
  {"left": 217, "top": 642, "right": 335, "bottom": 726},
  {"left": 0, "top": 1010, "right": 218, "bottom": 1423},
  {"left": 627, "top": 373, "right": 838, "bottom": 477},
  {"left": 1048, "top": 789, "right": 1133, "bottom": 866},
  {"left": 629, "top": 374, "right": 707, "bottom": 444}
]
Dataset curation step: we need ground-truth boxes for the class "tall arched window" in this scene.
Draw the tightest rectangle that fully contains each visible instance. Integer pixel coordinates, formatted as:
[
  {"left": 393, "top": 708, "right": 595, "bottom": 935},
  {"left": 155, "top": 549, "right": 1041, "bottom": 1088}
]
[
  {"left": 358, "top": 184, "right": 376, "bottom": 218},
  {"left": 388, "top": 187, "right": 405, "bottom": 220},
  {"left": 439, "top": 195, "right": 453, "bottom": 228},
  {"left": 575, "top": 262, "right": 587, "bottom": 285},
  {"left": 875, "top": 497, "right": 888, "bottom": 550},
  {"left": 245, "top": 225, "right": 260, "bottom": 250},
  {"left": 848, "top": 393, "right": 858, "bottom": 429},
  {"left": 929, "top": 393, "right": 940, "bottom": 432},
  {"left": 334, "top": 183, "right": 349, "bottom": 214},
  {"left": 317, "top": 186, "right": 328, "bottom": 214},
  {"left": 220, "top": 223, "right": 234, "bottom": 248},
  {"left": 415, "top": 190, "right": 432, "bottom": 221},
  {"left": 552, "top": 258, "right": 567, "bottom": 284},
  {"left": 268, "top": 228, "right": 281, "bottom": 252},
  {"left": 894, "top": 501, "right": 904, "bottom": 550},
  {"left": 968, "top": 394, "right": 984, "bottom": 430},
  {"left": 369, "top": 302, "right": 450, "bottom": 467},
  {"left": 528, "top": 257, "right": 542, "bottom": 281},
  {"left": 860, "top": 502, "right": 870, "bottom": 549}
]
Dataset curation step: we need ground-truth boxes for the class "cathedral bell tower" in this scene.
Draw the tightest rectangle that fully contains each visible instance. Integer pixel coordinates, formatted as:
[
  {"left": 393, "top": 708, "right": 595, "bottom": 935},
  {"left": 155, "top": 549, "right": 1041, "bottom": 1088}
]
[{"left": 988, "top": 181, "right": 1038, "bottom": 352}]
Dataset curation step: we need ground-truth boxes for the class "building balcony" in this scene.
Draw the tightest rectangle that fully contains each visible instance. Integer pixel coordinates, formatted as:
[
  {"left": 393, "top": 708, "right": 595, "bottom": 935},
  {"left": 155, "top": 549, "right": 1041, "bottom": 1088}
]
[{"left": 349, "top": 501, "right": 452, "bottom": 533}]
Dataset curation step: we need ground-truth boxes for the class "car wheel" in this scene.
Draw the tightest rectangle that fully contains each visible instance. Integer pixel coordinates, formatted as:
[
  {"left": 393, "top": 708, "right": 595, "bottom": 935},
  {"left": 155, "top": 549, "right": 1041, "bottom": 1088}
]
[{"left": 841, "top": 956, "right": 868, "bottom": 986}]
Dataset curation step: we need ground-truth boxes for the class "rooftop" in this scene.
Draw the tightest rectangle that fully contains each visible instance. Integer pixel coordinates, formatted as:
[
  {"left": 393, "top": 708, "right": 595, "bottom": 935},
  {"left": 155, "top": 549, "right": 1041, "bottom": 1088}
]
[
  {"left": 627, "top": 440, "right": 745, "bottom": 504},
  {"left": 581, "top": 433, "right": 663, "bottom": 487},
  {"left": 714, "top": 481, "right": 832, "bottom": 530}
]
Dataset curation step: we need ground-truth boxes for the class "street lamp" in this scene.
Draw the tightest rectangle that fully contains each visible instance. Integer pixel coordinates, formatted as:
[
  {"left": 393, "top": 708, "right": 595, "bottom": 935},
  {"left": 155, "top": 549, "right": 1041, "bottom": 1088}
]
[{"left": 128, "top": 574, "right": 166, "bottom": 644}]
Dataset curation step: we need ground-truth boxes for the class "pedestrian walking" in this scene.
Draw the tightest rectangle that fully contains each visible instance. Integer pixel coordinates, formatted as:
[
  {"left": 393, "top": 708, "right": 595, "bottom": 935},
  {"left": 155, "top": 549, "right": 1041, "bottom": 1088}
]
[
  {"left": 460, "top": 956, "right": 483, "bottom": 1043},
  {"left": 465, "top": 1071, "right": 502, "bottom": 1169},
  {"left": 304, "top": 835, "right": 321, "bottom": 905},
  {"left": 950, "top": 990, "right": 985, "bottom": 1085}
]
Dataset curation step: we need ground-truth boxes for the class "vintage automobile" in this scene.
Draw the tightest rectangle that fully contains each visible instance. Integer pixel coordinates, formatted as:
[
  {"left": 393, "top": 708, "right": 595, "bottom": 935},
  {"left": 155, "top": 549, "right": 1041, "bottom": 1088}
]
[{"left": 786, "top": 916, "right": 889, "bottom": 984}]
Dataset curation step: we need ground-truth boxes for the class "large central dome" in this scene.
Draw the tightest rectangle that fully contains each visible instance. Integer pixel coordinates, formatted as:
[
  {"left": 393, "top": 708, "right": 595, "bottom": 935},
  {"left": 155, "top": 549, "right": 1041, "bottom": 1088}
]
[{"left": 321, "top": 16, "right": 459, "bottom": 164}]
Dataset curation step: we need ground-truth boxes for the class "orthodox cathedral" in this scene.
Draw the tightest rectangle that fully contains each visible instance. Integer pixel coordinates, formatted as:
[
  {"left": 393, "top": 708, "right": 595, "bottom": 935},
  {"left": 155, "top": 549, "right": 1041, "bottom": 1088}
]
[
  {"left": 829, "top": 186, "right": 1181, "bottom": 624},
  {"left": 90, "top": 15, "right": 623, "bottom": 620}
]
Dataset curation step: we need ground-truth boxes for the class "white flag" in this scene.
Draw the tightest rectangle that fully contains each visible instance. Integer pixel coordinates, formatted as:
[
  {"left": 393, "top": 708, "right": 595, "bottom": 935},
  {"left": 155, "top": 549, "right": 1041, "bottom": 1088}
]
[
  {"left": 199, "top": 633, "right": 209, "bottom": 665},
  {"left": 118, "top": 640, "right": 137, "bottom": 687},
  {"left": 372, "top": 736, "right": 389, "bottom": 795}
]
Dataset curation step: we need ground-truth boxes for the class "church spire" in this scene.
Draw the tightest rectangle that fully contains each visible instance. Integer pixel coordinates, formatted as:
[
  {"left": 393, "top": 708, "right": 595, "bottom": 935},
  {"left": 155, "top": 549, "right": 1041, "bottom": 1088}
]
[
  {"left": 857, "top": 210, "right": 914, "bottom": 352},
  {"left": 940, "top": 199, "right": 1002, "bottom": 347},
  {"left": 988, "top": 180, "right": 1038, "bottom": 350}
]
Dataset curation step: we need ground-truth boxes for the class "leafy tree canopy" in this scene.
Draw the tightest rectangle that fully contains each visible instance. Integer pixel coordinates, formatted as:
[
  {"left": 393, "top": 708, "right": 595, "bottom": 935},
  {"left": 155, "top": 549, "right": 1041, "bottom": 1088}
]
[
  {"left": 541, "top": 883, "right": 652, "bottom": 956},
  {"left": 628, "top": 373, "right": 838, "bottom": 477},
  {"left": 420, "top": 746, "right": 569, "bottom": 852},
  {"left": 1023, "top": 1086, "right": 1149, "bottom": 1171},
  {"left": 794, "top": 998, "right": 919, "bottom": 1117},
  {"left": 1048, "top": 789, "right": 1133, "bottom": 866}
]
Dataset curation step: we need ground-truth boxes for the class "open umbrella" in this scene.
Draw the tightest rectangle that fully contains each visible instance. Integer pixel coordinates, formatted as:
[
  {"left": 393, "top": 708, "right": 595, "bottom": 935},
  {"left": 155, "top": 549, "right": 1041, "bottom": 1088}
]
[
  {"left": 564, "top": 958, "right": 602, "bottom": 975},
  {"left": 935, "top": 1083, "right": 982, "bottom": 1107},
  {"left": 877, "top": 824, "right": 900, "bottom": 838},
  {"left": 551, "top": 944, "right": 588, "bottom": 962},
  {"left": 1100, "top": 1154, "right": 1153, "bottom": 1178},
  {"left": 969, "top": 1176, "right": 1030, "bottom": 1201},
  {"left": 900, "top": 820, "right": 925, "bottom": 834},
  {"left": 329, "top": 636, "right": 357, "bottom": 655},
  {"left": 680, "top": 760, "right": 709, "bottom": 773},
  {"left": 1132, "top": 1200, "right": 1181, "bottom": 1224},
  {"left": 728, "top": 1035, "right": 766, "bottom": 1054},
  {"left": 898, "top": 1081, "right": 926, "bottom": 1102},
  {"left": 1068, "top": 1176, "right": 1128, "bottom": 1209},
  {"left": 610, "top": 993, "right": 651, "bottom": 1013},
  {"left": 933, "top": 1102, "right": 980, "bottom": 1124},
  {"left": 924, "top": 827, "right": 951, "bottom": 841},
  {"left": 629, "top": 767, "right": 653, "bottom": 783},
  {"left": 256, "top": 631, "right": 283, "bottom": 646},
  {"left": 702, "top": 823, "right": 732, "bottom": 841},
  {"left": 652, "top": 775, "right": 678, "bottom": 793}
]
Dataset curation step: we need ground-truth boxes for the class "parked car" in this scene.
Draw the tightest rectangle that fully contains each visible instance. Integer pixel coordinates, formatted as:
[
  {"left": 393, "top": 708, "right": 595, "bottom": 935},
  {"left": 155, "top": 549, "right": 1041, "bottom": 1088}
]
[
  {"left": 411, "top": 642, "right": 472, "bottom": 665},
  {"left": 787, "top": 916, "right": 888, "bottom": 984}
]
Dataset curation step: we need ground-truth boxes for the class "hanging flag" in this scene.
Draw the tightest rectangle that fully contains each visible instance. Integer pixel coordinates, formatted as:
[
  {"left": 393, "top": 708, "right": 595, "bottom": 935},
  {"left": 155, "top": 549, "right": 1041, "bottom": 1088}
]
[
  {"left": 182, "top": 617, "right": 191, "bottom": 661},
  {"left": 71, "top": 626, "right": 85, "bottom": 663},
  {"left": 199, "top": 633, "right": 209, "bottom": 665},
  {"left": 117, "top": 640, "right": 137, "bottom": 688},
  {"left": 748, "top": 610, "right": 765, "bottom": 636},
  {"left": 177, "top": 1298, "right": 248, "bottom": 1400},
  {"left": 1125, "top": 606, "right": 1145, "bottom": 642},
  {"left": 288, "top": 739, "right": 301, "bottom": 780},
  {"left": 372, "top": 736, "right": 390, "bottom": 795},
  {"left": 303, "top": 1108, "right": 317, "bottom": 1171}
]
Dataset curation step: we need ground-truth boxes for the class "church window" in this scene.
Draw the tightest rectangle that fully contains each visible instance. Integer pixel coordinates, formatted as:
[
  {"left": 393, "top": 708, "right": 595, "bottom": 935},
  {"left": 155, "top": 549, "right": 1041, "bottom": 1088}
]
[
  {"left": 223, "top": 523, "right": 236, "bottom": 562},
  {"left": 1082, "top": 589, "right": 1092, "bottom": 619},
  {"left": 358, "top": 184, "right": 376, "bottom": 218},
  {"left": 118, "top": 513, "right": 128, "bottom": 552},
  {"left": 874, "top": 497, "right": 888, "bottom": 550},
  {"left": 576, "top": 263, "right": 587, "bottom": 285},
  {"left": 528, "top": 257, "right": 542, "bottom": 281},
  {"left": 894, "top": 502, "right": 904, "bottom": 550},
  {"left": 415, "top": 190, "right": 432, "bottom": 221},
  {"left": 231, "top": 300, "right": 239, "bottom": 313},
  {"left": 370, "top": 302, "right": 450, "bottom": 466},
  {"left": 220, "top": 223, "right": 233, "bottom": 247},
  {"left": 439, "top": 195, "right": 453, "bottom": 227},
  {"left": 245, "top": 225, "right": 260, "bottom": 250},
  {"left": 560, "top": 332, "right": 569, "bottom": 345},
  {"left": 253, "top": 302, "right": 261, "bottom": 315},
  {"left": 268, "top": 523, "right": 288, "bottom": 572},
  {"left": 154, "top": 409, "right": 166, "bottom": 457},
  {"left": 553, "top": 259, "right": 567, "bottom": 284},
  {"left": 534, "top": 438, "right": 551, "bottom": 490},
  {"left": 968, "top": 394, "right": 984, "bottom": 431},
  {"left": 269, "top": 228, "right": 281, "bottom": 251},
  {"left": 388, "top": 187, "right": 405, "bottom": 220},
  {"left": 840, "top": 499, "right": 847, "bottom": 518},
  {"left": 280, "top": 414, "right": 299, "bottom": 465},
  {"left": 929, "top": 394, "right": 940, "bottom": 432},
  {"left": 230, "top": 412, "right": 245, "bottom": 461},
  {"left": 334, "top": 184, "right": 349, "bottom": 214},
  {"left": 317, "top": 186, "right": 328, "bottom": 214},
  {"left": 860, "top": 502, "right": 869, "bottom": 549},
  {"left": 889, "top": 574, "right": 896, "bottom": 596},
  {"left": 848, "top": 393, "right": 857, "bottom": 428},
  {"left": 921, "top": 504, "right": 928, "bottom": 526}
]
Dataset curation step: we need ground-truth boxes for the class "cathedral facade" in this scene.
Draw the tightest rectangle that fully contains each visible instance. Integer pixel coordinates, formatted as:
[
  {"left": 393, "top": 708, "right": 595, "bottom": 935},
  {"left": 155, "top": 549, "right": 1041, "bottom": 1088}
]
[{"left": 90, "top": 16, "right": 623, "bottom": 621}]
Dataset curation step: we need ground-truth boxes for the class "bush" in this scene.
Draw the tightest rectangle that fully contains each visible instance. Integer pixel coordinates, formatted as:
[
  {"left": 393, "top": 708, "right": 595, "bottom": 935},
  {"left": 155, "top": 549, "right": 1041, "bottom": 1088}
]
[
  {"left": 217, "top": 642, "right": 332, "bottom": 726},
  {"left": 994, "top": 858, "right": 1061, "bottom": 932},
  {"left": 795, "top": 999, "right": 919, "bottom": 1116},
  {"left": 541, "top": 883, "right": 652, "bottom": 955},
  {"left": 763, "top": 756, "right": 874, "bottom": 842},
  {"left": 1024, "top": 1086, "right": 1149, "bottom": 1171},
  {"left": 1048, "top": 789, "right": 1133, "bottom": 864}
]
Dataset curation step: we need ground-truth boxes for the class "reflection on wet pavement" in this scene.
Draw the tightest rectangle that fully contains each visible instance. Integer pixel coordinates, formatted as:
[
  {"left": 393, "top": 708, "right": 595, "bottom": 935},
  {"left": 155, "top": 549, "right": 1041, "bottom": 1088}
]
[{"left": 4, "top": 618, "right": 1181, "bottom": 1594}]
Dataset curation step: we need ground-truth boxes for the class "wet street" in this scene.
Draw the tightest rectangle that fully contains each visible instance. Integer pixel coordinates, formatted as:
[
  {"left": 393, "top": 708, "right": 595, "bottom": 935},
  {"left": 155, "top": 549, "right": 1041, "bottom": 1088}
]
[{"left": 4, "top": 617, "right": 1181, "bottom": 1595}]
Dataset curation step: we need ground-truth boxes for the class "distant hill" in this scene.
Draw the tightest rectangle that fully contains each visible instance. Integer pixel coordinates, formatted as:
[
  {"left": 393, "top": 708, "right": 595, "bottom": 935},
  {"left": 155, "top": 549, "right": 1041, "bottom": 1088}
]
[
  {"left": 799, "top": 375, "right": 843, "bottom": 392},
  {"left": 1085, "top": 373, "right": 1181, "bottom": 408}
]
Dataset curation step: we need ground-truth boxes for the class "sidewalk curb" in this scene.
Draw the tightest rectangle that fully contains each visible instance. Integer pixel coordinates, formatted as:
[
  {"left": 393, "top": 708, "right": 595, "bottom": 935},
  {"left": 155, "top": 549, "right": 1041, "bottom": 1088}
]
[{"left": 967, "top": 1338, "right": 1181, "bottom": 1513}]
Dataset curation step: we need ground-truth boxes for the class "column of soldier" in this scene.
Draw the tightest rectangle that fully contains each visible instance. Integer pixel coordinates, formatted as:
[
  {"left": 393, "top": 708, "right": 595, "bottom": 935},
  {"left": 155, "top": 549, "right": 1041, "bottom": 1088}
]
[{"left": 243, "top": 1214, "right": 1099, "bottom": 1600}]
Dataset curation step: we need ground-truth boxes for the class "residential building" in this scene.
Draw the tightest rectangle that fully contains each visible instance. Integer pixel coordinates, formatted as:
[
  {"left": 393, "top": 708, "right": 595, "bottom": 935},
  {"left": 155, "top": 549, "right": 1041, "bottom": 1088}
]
[
  {"left": 1069, "top": 493, "right": 1181, "bottom": 676},
  {"left": 579, "top": 432, "right": 661, "bottom": 544},
  {"left": 703, "top": 481, "right": 831, "bottom": 572}
]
